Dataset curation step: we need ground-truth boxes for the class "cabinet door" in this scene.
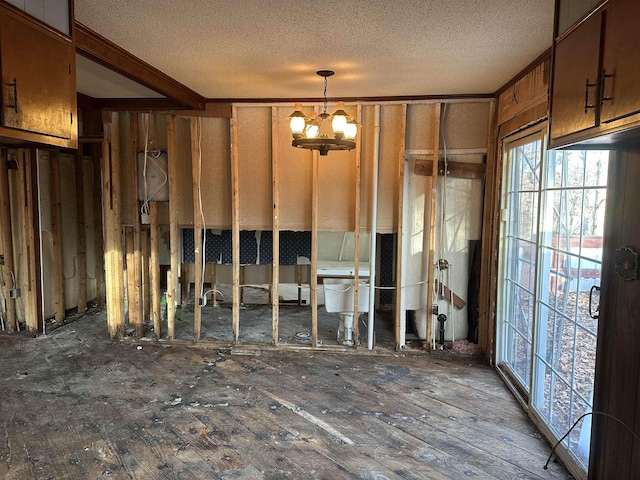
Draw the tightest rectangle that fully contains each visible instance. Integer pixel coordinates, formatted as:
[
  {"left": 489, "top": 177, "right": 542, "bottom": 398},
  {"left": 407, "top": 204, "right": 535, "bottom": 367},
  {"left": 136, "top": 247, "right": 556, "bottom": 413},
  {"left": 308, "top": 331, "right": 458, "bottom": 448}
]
[
  {"left": 600, "top": 0, "right": 640, "bottom": 123},
  {"left": 549, "top": 12, "right": 603, "bottom": 140},
  {"left": 0, "top": 9, "right": 74, "bottom": 140}
]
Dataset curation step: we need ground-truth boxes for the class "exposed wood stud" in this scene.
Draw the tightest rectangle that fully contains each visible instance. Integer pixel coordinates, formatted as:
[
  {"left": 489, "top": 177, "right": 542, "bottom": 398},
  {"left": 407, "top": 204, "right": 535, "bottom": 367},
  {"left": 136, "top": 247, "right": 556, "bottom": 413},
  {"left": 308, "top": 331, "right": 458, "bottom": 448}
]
[
  {"left": 50, "top": 150, "right": 65, "bottom": 324},
  {"left": 394, "top": 104, "right": 407, "bottom": 350},
  {"left": 311, "top": 149, "right": 318, "bottom": 348},
  {"left": 479, "top": 99, "right": 499, "bottom": 360},
  {"left": 425, "top": 103, "right": 442, "bottom": 350},
  {"left": 353, "top": 105, "right": 362, "bottom": 347},
  {"left": 141, "top": 228, "right": 150, "bottom": 322},
  {"left": 103, "top": 113, "right": 125, "bottom": 340},
  {"left": 0, "top": 148, "right": 17, "bottom": 332},
  {"left": 92, "top": 143, "right": 105, "bottom": 309},
  {"left": 271, "top": 107, "right": 280, "bottom": 346},
  {"left": 231, "top": 106, "right": 240, "bottom": 343},
  {"left": 210, "top": 263, "right": 218, "bottom": 307},
  {"left": 191, "top": 117, "right": 203, "bottom": 342},
  {"left": 167, "top": 115, "right": 179, "bottom": 341},
  {"left": 413, "top": 158, "right": 486, "bottom": 179},
  {"left": 297, "top": 265, "right": 302, "bottom": 306},
  {"left": 75, "top": 149, "right": 88, "bottom": 314},
  {"left": 240, "top": 266, "right": 245, "bottom": 305},
  {"left": 435, "top": 280, "right": 467, "bottom": 310},
  {"left": 149, "top": 201, "right": 161, "bottom": 339},
  {"left": 20, "top": 149, "right": 41, "bottom": 333},
  {"left": 125, "top": 228, "right": 136, "bottom": 333},
  {"left": 181, "top": 263, "right": 191, "bottom": 304},
  {"left": 130, "top": 113, "right": 143, "bottom": 337}
]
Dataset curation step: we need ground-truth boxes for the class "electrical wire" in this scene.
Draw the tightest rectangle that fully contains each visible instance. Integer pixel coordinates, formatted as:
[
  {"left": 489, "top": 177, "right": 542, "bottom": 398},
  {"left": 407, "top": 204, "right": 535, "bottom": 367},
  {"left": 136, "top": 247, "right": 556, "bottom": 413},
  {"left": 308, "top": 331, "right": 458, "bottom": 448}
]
[
  {"left": 197, "top": 117, "right": 207, "bottom": 300},
  {"left": 202, "top": 289, "right": 224, "bottom": 302},
  {"left": 543, "top": 411, "right": 640, "bottom": 470},
  {"left": 439, "top": 103, "right": 448, "bottom": 262},
  {"left": 141, "top": 112, "right": 150, "bottom": 217},
  {"left": 140, "top": 113, "right": 168, "bottom": 218}
]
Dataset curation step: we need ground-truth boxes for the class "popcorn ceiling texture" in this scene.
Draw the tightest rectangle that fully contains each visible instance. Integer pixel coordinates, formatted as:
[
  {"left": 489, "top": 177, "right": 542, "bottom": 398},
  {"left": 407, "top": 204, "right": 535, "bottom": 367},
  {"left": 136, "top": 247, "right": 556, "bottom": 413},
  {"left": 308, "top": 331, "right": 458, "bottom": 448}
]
[{"left": 74, "top": 0, "right": 554, "bottom": 99}]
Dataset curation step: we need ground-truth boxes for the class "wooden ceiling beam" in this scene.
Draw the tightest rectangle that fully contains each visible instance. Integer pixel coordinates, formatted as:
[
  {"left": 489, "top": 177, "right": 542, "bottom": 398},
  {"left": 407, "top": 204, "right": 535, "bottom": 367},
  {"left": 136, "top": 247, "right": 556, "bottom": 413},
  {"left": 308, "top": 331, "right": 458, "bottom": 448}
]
[{"left": 75, "top": 22, "right": 206, "bottom": 110}]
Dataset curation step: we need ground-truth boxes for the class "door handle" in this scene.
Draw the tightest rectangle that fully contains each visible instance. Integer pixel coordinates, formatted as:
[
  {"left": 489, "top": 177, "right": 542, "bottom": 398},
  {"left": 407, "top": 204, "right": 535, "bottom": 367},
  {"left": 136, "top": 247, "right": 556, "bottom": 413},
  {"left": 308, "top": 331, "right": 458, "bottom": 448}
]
[
  {"left": 589, "top": 285, "right": 600, "bottom": 319},
  {"left": 4, "top": 77, "right": 17, "bottom": 113},
  {"left": 601, "top": 68, "right": 614, "bottom": 105},
  {"left": 584, "top": 78, "right": 597, "bottom": 113}
]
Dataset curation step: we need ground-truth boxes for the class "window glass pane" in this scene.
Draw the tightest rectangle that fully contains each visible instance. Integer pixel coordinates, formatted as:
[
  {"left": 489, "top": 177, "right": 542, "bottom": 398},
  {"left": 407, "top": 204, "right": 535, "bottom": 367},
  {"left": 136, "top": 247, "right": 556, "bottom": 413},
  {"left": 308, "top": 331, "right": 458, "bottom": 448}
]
[
  {"left": 551, "top": 375, "right": 573, "bottom": 437},
  {"left": 565, "top": 150, "right": 587, "bottom": 188},
  {"left": 569, "top": 393, "right": 592, "bottom": 468},
  {"left": 498, "top": 135, "right": 542, "bottom": 395},
  {"left": 533, "top": 359, "right": 552, "bottom": 423},
  {"left": 532, "top": 148, "right": 608, "bottom": 472}
]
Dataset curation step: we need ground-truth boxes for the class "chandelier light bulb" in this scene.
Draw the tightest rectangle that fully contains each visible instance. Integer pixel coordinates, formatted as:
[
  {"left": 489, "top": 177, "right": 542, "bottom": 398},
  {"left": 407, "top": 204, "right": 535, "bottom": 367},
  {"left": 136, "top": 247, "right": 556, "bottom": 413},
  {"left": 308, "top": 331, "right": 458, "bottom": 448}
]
[
  {"left": 306, "top": 112, "right": 319, "bottom": 139},
  {"left": 344, "top": 119, "right": 358, "bottom": 140},
  {"left": 331, "top": 101, "right": 348, "bottom": 139},
  {"left": 288, "top": 103, "right": 307, "bottom": 139}
]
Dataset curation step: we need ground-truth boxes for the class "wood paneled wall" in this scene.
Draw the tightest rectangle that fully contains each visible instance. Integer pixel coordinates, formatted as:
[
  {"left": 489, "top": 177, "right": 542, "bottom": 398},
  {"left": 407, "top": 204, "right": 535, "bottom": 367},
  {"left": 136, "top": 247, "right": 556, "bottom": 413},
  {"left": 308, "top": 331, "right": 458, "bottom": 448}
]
[{"left": 479, "top": 54, "right": 550, "bottom": 360}]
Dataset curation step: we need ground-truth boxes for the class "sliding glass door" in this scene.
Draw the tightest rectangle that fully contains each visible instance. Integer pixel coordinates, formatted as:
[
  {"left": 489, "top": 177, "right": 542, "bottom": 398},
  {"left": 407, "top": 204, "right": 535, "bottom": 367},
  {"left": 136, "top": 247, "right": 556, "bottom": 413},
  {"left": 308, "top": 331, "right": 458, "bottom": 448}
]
[
  {"left": 498, "top": 132, "right": 543, "bottom": 392},
  {"left": 532, "top": 149, "right": 608, "bottom": 468},
  {"left": 497, "top": 127, "right": 609, "bottom": 473}
]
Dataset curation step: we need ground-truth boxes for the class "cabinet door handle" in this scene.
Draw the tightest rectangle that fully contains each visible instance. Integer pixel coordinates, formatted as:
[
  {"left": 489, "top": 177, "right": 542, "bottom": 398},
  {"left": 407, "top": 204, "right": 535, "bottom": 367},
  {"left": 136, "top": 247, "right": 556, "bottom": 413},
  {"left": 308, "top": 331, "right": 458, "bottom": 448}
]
[
  {"left": 584, "top": 78, "right": 596, "bottom": 113},
  {"left": 589, "top": 285, "right": 600, "bottom": 319},
  {"left": 601, "top": 68, "right": 614, "bottom": 105},
  {"left": 4, "top": 77, "right": 17, "bottom": 113}
]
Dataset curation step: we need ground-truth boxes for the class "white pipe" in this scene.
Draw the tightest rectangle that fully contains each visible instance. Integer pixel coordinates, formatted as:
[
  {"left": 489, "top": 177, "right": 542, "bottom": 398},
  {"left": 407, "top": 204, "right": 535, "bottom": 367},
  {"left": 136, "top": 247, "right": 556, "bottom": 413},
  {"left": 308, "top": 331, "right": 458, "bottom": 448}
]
[
  {"left": 367, "top": 105, "right": 381, "bottom": 350},
  {"left": 338, "top": 231, "right": 347, "bottom": 262}
]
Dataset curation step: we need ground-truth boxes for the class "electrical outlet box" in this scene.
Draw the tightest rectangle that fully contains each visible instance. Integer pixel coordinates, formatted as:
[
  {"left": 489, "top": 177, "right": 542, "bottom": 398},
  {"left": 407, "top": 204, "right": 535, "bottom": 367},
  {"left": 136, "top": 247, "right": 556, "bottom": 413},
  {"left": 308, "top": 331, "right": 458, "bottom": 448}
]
[
  {"left": 141, "top": 213, "right": 151, "bottom": 224},
  {"left": 9, "top": 288, "right": 19, "bottom": 299},
  {"left": 198, "top": 296, "right": 207, "bottom": 307}
]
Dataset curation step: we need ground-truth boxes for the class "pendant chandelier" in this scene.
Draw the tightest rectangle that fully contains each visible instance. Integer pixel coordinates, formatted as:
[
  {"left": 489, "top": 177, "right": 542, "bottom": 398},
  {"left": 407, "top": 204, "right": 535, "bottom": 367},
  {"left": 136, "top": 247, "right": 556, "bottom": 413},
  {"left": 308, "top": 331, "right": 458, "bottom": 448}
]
[{"left": 288, "top": 70, "right": 359, "bottom": 156}]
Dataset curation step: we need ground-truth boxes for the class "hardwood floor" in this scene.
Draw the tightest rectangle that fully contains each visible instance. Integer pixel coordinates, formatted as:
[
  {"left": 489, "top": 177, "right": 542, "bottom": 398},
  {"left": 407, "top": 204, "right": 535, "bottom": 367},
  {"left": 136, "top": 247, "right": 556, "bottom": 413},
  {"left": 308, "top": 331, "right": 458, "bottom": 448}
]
[{"left": 0, "top": 310, "right": 573, "bottom": 479}]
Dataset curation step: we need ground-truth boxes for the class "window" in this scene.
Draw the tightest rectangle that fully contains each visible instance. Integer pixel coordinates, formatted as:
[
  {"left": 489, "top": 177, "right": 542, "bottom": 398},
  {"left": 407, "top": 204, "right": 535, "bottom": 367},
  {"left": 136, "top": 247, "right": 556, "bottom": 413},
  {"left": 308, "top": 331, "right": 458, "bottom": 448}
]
[
  {"left": 497, "top": 127, "right": 609, "bottom": 474},
  {"left": 532, "top": 149, "right": 607, "bottom": 468},
  {"left": 498, "top": 133, "right": 543, "bottom": 392}
]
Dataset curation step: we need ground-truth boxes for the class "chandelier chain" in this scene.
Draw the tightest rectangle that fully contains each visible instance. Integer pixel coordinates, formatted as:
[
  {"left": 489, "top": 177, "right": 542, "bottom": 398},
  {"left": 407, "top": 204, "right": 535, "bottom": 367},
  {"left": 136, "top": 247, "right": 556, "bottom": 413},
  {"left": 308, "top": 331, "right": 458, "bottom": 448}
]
[{"left": 323, "top": 76, "right": 328, "bottom": 115}]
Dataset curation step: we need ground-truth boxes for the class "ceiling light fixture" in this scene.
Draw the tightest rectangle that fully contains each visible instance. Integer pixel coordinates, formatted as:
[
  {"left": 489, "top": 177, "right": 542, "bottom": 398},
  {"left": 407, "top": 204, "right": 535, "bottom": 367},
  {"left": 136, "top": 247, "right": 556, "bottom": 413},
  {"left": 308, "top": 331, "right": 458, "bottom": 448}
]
[{"left": 288, "top": 70, "right": 359, "bottom": 156}]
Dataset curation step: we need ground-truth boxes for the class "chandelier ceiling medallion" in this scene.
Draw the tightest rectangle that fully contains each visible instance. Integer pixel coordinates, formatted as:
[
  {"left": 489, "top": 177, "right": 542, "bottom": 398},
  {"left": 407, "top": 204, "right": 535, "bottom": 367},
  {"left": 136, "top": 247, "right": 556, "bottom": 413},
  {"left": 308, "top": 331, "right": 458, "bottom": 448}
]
[{"left": 288, "top": 70, "right": 359, "bottom": 156}]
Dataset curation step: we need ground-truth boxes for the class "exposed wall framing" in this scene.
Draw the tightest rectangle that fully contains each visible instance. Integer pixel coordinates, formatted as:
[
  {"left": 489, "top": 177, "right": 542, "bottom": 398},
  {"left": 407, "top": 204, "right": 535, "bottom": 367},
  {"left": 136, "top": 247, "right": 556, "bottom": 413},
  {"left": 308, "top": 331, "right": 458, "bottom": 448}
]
[
  {"left": 82, "top": 98, "right": 492, "bottom": 351},
  {"left": 103, "top": 112, "right": 125, "bottom": 339},
  {"left": 0, "top": 148, "right": 17, "bottom": 332},
  {"left": 50, "top": 150, "right": 65, "bottom": 323}
]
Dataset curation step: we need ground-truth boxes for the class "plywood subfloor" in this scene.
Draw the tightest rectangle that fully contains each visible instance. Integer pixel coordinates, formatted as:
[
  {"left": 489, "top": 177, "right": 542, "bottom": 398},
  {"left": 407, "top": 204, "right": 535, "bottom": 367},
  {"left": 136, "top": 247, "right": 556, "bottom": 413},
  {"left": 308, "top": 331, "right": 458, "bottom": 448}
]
[
  {"left": 169, "top": 284, "right": 424, "bottom": 350},
  {"left": 0, "top": 310, "right": 573, "bottom": 479}
]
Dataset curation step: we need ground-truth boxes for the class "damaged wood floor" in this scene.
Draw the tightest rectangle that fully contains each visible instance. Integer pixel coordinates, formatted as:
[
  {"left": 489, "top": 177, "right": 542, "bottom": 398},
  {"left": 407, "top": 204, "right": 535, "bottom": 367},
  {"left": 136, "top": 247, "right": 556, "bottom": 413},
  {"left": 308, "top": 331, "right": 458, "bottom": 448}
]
[{"left": 0, "top": 311, "right": 573, "bottom": 480}]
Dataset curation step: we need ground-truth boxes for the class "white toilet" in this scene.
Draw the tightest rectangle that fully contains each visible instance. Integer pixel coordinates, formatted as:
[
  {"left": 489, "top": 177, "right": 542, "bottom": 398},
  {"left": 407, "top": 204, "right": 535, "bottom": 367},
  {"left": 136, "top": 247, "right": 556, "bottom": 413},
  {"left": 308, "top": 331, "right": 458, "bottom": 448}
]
[{"left": 323, "top": 278, "right": 370, "bottom": 345}]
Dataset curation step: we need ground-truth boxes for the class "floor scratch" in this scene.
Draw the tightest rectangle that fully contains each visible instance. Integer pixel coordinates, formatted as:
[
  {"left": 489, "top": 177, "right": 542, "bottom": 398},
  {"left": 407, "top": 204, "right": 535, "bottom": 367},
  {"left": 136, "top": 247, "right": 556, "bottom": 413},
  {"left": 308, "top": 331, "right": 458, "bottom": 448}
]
[
  {"left": 258, "top": 388, "right": 355, "bottom": 446},
  {"left": 4, "top": 427, "right": 10, "bottom": 463}
]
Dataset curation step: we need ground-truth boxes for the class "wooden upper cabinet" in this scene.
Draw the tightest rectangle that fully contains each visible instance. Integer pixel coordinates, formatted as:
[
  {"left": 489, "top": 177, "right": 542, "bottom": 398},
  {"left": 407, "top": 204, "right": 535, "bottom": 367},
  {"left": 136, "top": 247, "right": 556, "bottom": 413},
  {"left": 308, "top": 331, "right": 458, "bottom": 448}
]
[
  {"left": 549, "top": 0, "right": 640, "bottom": 147},
  {"left": 0, "top": 4, "right": 76, "bottom": 148},
  {"left": 556, "top": 0, "right": 605, "bottom": 36},
  {"left": 600, "top": 0, "right": 640, "bottom": 123},
  {"left": 3, "top": 0, "right": 70, "bottom": 35},
  {"left": 549, "top": 11, "right": 603, "bottom": 140}
]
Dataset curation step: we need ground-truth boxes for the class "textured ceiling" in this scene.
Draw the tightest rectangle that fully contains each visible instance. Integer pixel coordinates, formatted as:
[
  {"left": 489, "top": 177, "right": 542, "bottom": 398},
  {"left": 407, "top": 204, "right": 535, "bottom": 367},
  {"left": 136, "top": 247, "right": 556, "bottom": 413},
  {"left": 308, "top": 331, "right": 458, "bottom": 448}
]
[{"left": 74, "top": 0, "right": 554, "bottom": 100}]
